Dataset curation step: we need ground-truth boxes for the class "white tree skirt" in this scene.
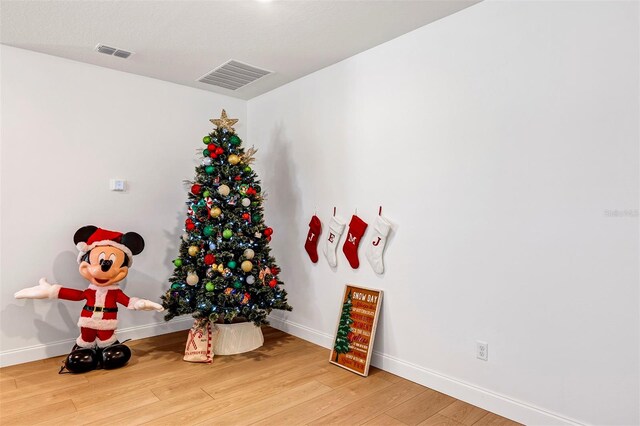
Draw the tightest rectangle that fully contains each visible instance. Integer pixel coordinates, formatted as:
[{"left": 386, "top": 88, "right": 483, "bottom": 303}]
[{"left": 212, "top": 322, "right": 264, "bottom": 355}]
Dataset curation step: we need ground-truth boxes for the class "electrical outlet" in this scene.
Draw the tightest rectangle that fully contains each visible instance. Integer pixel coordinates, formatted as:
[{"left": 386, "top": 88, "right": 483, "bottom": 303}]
[{"left": 476, "top": 341, "right": 488, "bottom": 361}]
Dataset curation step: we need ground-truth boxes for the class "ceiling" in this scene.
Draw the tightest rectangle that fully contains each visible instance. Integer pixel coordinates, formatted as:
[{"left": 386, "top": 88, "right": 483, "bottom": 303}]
[{"left": 0, "top": 0, "right": 479, "bottom": 100}]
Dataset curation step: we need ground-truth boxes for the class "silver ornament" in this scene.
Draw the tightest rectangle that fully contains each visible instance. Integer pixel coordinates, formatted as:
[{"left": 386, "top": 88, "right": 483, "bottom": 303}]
[{"left": 246, "top": 275, "right": 255, "bottom": 285}]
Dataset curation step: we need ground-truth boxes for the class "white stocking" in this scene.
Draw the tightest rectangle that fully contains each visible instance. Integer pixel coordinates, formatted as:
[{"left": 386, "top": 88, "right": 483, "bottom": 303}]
[
  {"left": 323, "top": 216, "right": 345, "bottom": 267},
  {"left": 366, "top": 215, "right": 391, "bottom": 274}
]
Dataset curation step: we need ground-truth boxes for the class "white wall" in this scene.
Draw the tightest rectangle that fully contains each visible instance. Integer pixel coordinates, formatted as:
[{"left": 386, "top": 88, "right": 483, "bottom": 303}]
[
  {"left": 248, "top": 1, "right": 639, "bottom": 425},
  {"left": 1, "top": 2, "right": 638, "bottom": 424},
  {"left": 0, "top": 46, "right": 246, "bottom": 365}
]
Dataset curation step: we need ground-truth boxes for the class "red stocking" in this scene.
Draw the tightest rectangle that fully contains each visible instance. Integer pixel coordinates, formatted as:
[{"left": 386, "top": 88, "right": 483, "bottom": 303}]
[
  {"left": 342, "top": 215, "right": 368, "bottom": 269},
  {"left": 304, "top": 215, "right": 322, "bottom": 263}
]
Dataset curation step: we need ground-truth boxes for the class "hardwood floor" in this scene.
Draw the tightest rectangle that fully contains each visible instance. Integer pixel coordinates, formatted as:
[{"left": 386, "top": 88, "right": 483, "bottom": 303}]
[{"left": 0, "top": 327, "right": 521, "bottom": 425}]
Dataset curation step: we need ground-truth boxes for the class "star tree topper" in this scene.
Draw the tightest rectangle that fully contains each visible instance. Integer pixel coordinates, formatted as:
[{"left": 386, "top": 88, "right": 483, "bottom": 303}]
[{"left": 210, "top": 109, "right": 239, "bottom": 132}]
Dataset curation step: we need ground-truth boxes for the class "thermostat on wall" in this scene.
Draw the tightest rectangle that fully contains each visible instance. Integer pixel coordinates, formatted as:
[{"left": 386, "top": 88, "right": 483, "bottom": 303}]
[{"left": 110, "top": 179, "right": 127, "bottom": 192}]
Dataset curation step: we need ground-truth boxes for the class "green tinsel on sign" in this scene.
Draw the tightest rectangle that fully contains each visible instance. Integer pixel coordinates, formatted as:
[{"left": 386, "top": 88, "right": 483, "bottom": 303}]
[{"left": 334, "top": 290, "right": 353, "bottom": 362}]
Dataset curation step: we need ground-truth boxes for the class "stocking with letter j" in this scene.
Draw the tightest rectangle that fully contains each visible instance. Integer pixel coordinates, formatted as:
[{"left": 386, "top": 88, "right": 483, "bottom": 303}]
[
  {"left": 366, "top": 215, "right": 392, "bottom": 274},
  {"left": 304, "top": 215, "right": 322, "bottom": 263}
]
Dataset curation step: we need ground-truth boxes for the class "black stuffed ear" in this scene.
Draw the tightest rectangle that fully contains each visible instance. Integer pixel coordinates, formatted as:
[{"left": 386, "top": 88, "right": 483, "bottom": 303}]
[
  {"left": 74, "top": 226, "right": 98, "bottom": 245},
  {"left": 121, "top": 232, "right": 145, "bottom": 256}
]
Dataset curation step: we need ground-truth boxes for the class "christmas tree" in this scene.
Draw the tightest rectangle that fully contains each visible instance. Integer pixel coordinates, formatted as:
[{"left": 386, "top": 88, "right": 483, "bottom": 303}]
[
  {"left": 333, "top": 290, "right": 353, "bottom": 361},
  {"left": 162, "top": 110, "right": 292, "bottom": 326}
]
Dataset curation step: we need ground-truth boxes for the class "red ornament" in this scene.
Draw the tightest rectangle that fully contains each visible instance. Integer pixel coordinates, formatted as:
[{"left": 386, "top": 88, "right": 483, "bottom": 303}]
[
  {"left": 191, "top": 184, "right": 202, "bottom": 195},
  {"left": 204, "top": 254, "right": 216, "bottom": 265},
  {"left": 242, "top": 213, "right": 250, "bottom": 220},
  {"left": 207, "top": 143, "right": 216, "bottom": 151},
  {"left": 270, "top": 266, "right": 280, "bottom": 276},
  {"left": 215, "top": 147, "right": 224, "bottom": 155},
  {"left": 263, "top": 227, "right": 273, "bottom": 237},
  {"left": 234, "top": 175, "right": 242, "bottom": 181},
  {"left": 269, "top": 279, "right": 277, "bottom": 288},
  {"left": 209, "top": 152, "right": 218, "bottom": 159},
  {"left": 267, "top": 235, "right": 272, "bottom": 242},
  {"left": 186, "top": 222, "right": 195, "bottom": 231},
  {"left": 246, "top": 187, "right": 257, "bottom": 196}
]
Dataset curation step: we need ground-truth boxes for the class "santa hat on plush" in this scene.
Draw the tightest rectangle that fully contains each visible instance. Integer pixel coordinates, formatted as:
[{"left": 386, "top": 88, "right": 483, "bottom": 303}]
[{"left": 74, "top": 225, "right": 145, "bottom": 267}]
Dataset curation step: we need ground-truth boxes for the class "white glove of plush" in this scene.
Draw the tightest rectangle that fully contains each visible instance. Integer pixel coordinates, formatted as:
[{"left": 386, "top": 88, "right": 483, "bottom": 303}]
[
  {"left": 15, "top": 278, "right": 59, "bottom": 299},
  {"left": 133, "top": 299, "right": 164, "bottom": 312}
]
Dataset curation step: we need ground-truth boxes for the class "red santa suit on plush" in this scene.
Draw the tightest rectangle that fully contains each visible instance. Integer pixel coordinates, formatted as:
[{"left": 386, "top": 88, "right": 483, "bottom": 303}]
[{"left": 50, "top": 284, "right": 143, "bottom": 348}]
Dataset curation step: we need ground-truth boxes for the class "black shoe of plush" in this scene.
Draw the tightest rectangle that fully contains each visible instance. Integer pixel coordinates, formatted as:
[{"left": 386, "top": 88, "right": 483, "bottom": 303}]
[
  {"left": 101, "top": 343, "right": 131, "bottom": 370},
  {"left": 64, "top": 346, "right": 99, "bottom": 373}
]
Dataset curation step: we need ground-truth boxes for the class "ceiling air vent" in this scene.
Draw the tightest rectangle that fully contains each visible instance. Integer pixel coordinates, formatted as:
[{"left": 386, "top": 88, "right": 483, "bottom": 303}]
[
  {"left": 95, "top": 44, "right": 133, "bottom": 59},
  {"left": 198, "top": 60, "right": 271, "bottom": 91}
]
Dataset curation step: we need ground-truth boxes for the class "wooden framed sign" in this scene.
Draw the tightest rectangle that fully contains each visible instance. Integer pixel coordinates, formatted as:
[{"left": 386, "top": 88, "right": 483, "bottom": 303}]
[{"left": 330, "top": 284, "right": 383, "bottom": 376}]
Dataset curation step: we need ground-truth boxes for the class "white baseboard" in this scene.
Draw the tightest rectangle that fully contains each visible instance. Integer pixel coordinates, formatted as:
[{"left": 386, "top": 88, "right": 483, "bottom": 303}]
[
  {"left": 266, "top": 316, "right": 584, "bottom": 426},
  {"left": 268, "top": 315, "right": 335, "bottom": 347},
  {"left": 0, "top": 317, "right": 193, "bottom": 368}
]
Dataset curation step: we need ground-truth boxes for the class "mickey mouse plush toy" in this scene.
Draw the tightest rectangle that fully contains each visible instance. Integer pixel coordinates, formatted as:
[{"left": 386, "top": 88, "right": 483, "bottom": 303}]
[{"left": 15, "top": 225, "right": 164, "bottom": 373}]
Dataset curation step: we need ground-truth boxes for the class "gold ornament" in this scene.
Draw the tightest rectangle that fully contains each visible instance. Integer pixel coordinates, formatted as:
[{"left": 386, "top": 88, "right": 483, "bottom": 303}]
[
  {"left": 186, "top": 272, "right": 199, "bottom": 286},
  {"left": 210, "top": 207, "right": 222, "bottom": 218},
  {"left": 228, "top": 154, "right": 240, "bottom": 165},
  {"left": 188, "top": 246, "right": 199, "bottom": 256},
  {"left": 218, "top": 184, "right": 230, "bottom": 197},
  {"left": 210, "top": 109, "right": 239, "bottom": 132},
  {"left": 217, "top": 264, "right": 225, "bottom": 273},
  {"left": 241, "top": 260, "right": 253, "bottom": 272}
]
